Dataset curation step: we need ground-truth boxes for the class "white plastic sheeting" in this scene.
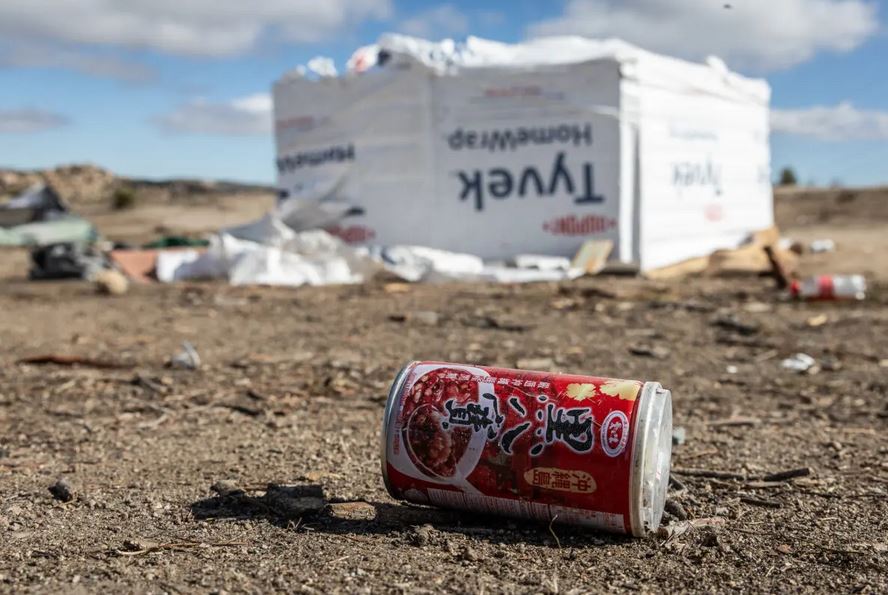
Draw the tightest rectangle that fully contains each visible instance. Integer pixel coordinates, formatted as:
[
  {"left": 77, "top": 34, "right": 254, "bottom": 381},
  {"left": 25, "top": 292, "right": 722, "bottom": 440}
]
[
  {"left": 156, "top": 222, "right": 378, "bottom": 287},
  {"left": 156, "top": 214, "right": 582, "bottom": 287},
  {"left": 273, "top": 34, "right": 773, "bottom": 271}
]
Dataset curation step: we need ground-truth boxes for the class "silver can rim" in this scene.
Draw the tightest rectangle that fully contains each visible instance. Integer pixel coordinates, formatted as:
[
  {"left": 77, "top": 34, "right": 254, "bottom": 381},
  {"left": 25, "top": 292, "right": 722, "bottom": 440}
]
[
  {"left": 380, "top": 361, "right": 416, "bottom": 499},
  {"left": 628, "top": 381, "right": 673, "bottom": 537}
]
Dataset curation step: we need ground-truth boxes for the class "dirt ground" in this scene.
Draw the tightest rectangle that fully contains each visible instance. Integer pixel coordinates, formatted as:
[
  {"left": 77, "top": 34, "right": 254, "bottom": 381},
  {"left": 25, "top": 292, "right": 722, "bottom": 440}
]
[{"left": 1, "top": 187, "right": 886, "bottom": 593}]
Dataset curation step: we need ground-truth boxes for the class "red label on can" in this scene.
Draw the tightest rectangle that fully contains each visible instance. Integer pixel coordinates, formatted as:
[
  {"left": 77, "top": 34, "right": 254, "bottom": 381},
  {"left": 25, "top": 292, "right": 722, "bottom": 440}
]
[{"left": 383, "top": 362, "right": 644, "bottom": 534}]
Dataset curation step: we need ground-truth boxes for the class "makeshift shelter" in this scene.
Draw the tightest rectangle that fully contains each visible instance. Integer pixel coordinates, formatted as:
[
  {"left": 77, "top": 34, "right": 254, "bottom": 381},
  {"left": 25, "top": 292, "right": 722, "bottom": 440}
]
[{"left": 273, "top": 35, "right": 773, "bottom": 271}]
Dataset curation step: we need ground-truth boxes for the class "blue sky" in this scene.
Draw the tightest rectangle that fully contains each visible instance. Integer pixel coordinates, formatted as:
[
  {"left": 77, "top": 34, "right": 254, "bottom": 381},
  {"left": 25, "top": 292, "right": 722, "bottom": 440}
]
[{"left": 1, "top": 0, "right": 886, "bottom": 186}]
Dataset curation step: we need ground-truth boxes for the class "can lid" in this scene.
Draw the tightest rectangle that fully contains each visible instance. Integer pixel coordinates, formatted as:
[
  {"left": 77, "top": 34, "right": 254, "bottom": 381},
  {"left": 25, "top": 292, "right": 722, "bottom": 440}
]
[
  {"left": 380, "top": 362, "right": 416, "bottom": 499},
  {"left": 629, "top": 383, "right": 673, "bottom": 537}
]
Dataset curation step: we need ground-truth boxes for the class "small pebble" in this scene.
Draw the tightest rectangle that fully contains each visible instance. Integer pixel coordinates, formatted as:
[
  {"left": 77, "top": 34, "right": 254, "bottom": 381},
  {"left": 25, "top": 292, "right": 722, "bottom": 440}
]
[
  {"left": 516, "top": 357, "right": 555, "bottom": 371},
  {"left": 410, "top": 524, "right": 434, "bottom": 547},
  {"left": 48, "top": 478, "right": 74, "bottom": 502},
  {"left": 628, "top": 345, "right": 670, "bottom": 359},
  {"left": 664, "top": 498, "right": 688, "bottom": 521},
  {"left": 210, "top": 480, "right": 243, "bottom": 498}
]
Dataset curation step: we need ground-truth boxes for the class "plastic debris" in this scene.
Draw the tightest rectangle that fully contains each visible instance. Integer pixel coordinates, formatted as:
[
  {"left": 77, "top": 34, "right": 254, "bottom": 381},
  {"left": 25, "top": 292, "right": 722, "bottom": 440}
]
[
  {"left": 806, "top": 314, "right": 829, "bottom": 327},
  {"left": 781, "top": 353, "right": 816, "bottom": 373},
  {"left": 809, "top": 239, "right": 836, "bottom": 253},
  {"left": 169, "top": 341, "right": 201, "bottom": 370},
  {"left": 512, "top": 254, "right": 572, "bottom": 271},
  {"left": 672, "top": 427, "right": 687, "bottom": 446}
]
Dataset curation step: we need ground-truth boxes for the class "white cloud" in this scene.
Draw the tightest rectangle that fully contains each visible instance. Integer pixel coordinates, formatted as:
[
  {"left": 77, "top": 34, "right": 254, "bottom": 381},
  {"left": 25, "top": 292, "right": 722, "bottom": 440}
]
[
  {"left": 0, "top": 44, "right": 155, "bottom": 83},
  {"left": 771, "top": 102, "right": 888, "bottom": 140},
  {"left": 399, "top": 4, "right": 469, "bottom": 38},
  {"left": 0, "top": 108, "right": 69, "bottom": 133},
  {"left": 0, "top": 0, "right": 392, "bottom": 57},
  {"left": 527, "top": 0, "right": 879, "bottom": 71},
  {"left": 156, "top": 93, "right": 272, "bottom": 135}
]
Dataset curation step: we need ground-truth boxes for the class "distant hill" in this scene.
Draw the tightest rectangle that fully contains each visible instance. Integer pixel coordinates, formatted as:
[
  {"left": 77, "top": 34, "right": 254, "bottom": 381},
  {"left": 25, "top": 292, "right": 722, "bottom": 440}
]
[{"left": 0, "top": 164, "right": 273, "bottom": 209}]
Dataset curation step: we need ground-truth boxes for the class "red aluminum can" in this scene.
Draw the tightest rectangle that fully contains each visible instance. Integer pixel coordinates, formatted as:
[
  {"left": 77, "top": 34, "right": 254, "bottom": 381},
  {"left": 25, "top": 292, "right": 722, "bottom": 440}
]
[
  {"left": 381, "top": 361, "right": 673, "bottom": 536},
  {"left": 790, "top": 274, "right": 866, "bottom": 300}
]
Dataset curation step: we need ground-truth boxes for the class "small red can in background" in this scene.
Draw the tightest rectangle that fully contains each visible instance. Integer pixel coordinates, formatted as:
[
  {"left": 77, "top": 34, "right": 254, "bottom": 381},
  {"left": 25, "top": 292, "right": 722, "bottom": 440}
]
[
  {"left": 790, "top": 274, "right": 866, "bottom": 300},
  {"left": 381, "top": 361, "right": 673, "bottom": 536}
]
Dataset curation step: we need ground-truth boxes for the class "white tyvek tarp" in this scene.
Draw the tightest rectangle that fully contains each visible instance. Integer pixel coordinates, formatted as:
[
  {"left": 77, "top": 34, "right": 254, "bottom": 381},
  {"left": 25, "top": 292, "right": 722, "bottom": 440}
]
[
  {"left": 430, "top": 60, "right": 623, "bottom": 259},
  {"left": 373, "top": 34, "right": 768, "bottom": 105},
  {"left": 273, "top": 34, "right": 772, "bottom": 270},
  {"left": 631, "top": 81, "right": 773, "bottom": 270},
  {"left": 155, "top": 214, "right": 582, "bottom": 287}
]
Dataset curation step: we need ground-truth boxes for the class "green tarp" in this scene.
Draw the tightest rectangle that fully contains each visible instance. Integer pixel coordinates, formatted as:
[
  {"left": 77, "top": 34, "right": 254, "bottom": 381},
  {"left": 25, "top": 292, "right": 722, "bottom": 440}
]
[{"left": 0, "top": 217, "right": 97, "bottom": 247}]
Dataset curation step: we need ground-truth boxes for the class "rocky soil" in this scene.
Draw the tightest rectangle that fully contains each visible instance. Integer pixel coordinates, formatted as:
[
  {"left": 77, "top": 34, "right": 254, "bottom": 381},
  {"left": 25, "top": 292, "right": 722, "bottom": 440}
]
[{"left": 0, "top": 180, "right": 886, "bottom": 593}]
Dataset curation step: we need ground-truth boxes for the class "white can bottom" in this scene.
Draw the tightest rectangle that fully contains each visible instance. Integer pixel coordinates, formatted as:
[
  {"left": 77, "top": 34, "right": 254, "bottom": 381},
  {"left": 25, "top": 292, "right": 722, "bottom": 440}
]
[{"left": 628, "top": 382, "right": 673, "bottom": 537}]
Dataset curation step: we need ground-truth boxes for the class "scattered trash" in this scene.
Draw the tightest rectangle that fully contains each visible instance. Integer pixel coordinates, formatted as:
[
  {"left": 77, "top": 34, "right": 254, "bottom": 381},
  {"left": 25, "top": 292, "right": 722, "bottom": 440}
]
[
  {"left": 512, "top": 254, "right": 571, "bottom": 271},
  {"left": 790, "top": 274, "right": 866, "bottom": 300},
  {"left": 781, "top": 353, "right": 817, "bottom": 373},
  {"left": 142, "top": 236, "right": 209, "bottom": 249},
  {"left": 383, "top": 361, "right": 673, "bottom": 536},
  {"left": 725, "top": 365, "right": 739, "bottom": 374},
  {"left": 48, "top": 478, "right": 74, "bottom": 502},
  {"left": 372, "top": 245, "right": 483, "bottom": 283},
  {"left": 806, "top": 314, "right": 829, "bottom": 327},
  {"left": 645, "top": 226, "right": 798, "bottom": 281},
  {"left": 18, "top": 353, "right": 130, "bottom": 369},
  {"left": 0, "top": 216, "right": 97, "bottom": 247},
  {"left": 168, "top": 341, "right": 201, "bottom": 370},
  {"left": 0, "top": 183, "right": 67, "bottom": 225},
  {"left": 809, "top": 239, "right": 836, "bottom": 253},
  {"left": 110, "top": 248, "right": 203, "bottom": 283},
  {"left": 383, "top": 282, "right": 411, "bottom": 294},
  {"left": 93, "top": 269, "right": 129, "bottom": 296},
  {"left": 778, "top": 237, "right": 804, "bottom": 254},
  {"left": 672, "top": 426, "right": 687, "bottom": 446},
  {"left": 29, "top": 242, "right": 105, "bottom": 280},
  {"left": 571, "top": 239, "right": 613, "bottom": 275}
]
